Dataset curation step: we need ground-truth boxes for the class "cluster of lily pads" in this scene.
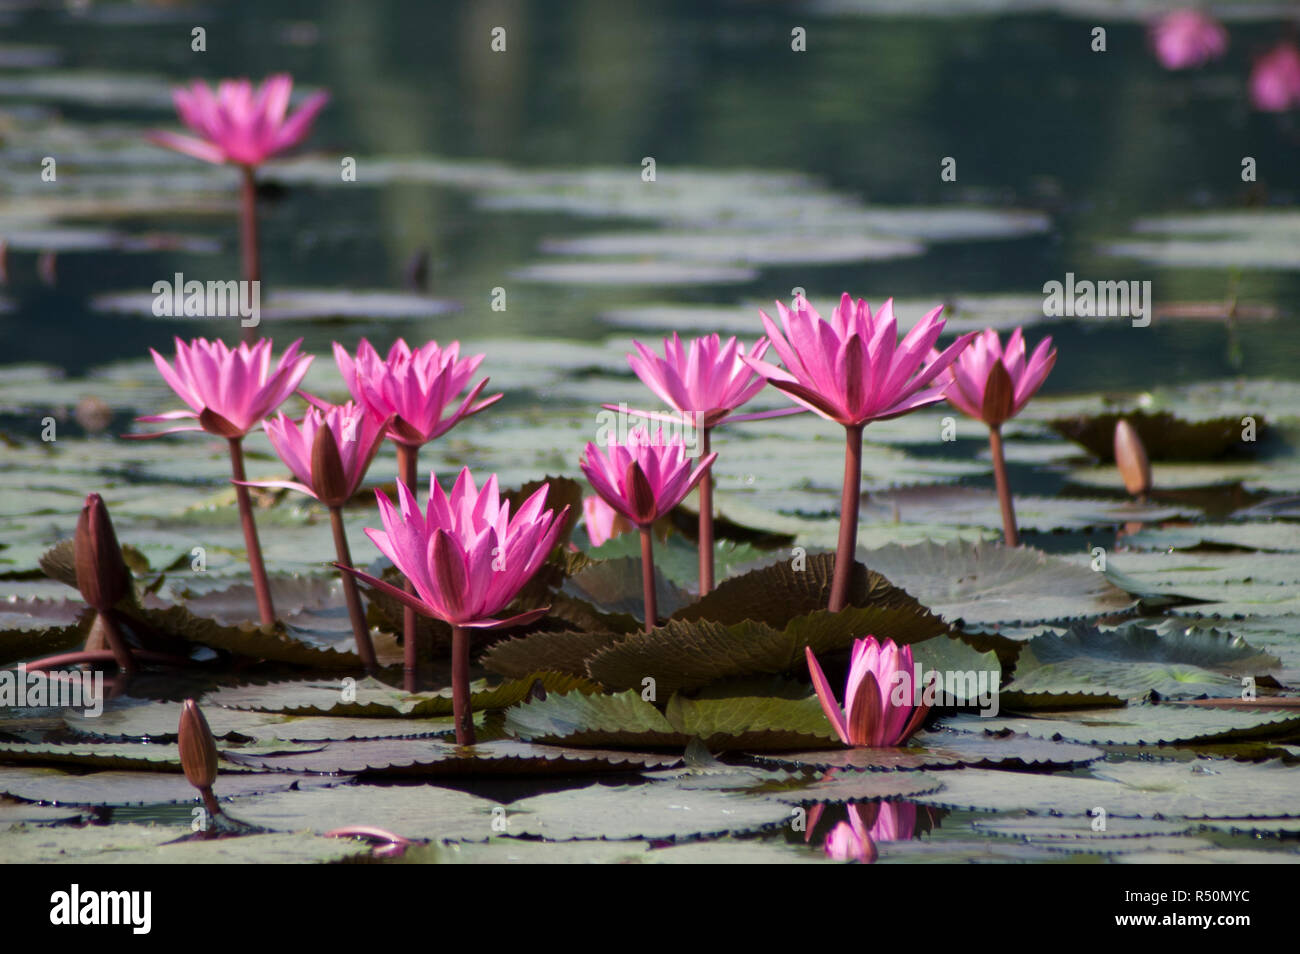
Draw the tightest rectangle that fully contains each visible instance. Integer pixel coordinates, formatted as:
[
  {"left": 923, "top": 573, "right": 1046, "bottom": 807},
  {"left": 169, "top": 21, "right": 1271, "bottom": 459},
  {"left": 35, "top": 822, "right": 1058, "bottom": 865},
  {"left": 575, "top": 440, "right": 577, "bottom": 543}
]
[{"left": 4, "top": 69, "right": 1300, "bottom": 865}]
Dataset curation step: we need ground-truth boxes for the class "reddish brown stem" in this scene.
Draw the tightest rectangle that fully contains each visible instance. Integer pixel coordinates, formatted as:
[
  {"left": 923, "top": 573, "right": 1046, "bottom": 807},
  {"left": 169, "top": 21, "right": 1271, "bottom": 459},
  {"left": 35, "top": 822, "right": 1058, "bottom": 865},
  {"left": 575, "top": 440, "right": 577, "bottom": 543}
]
[
  {"left": 24, "top": 648, "right": 193, "bottom": 672},
  {"left": 228, "top": 437, "right": 276, "bottom": 625},
  {"left": 238, "top": 165, "right": 260, "bottom": 345},
  {"left": 697, "top": 427, "right": 714, "bottom": 596},
  {"left": 640, "top": 526, "right": 657, "bottom": 633},
  {"left": 988, "top": 425, "right": 1020, "bottom": 547},
  {"left": 200, "top": 786, "right": 221, "bottom": 819},
  {"left": 396, "top": 442, "right": 419, "bottom": 692},
  {"left": 330, "top": 505, "right": 378, "bottom": 672},
  {"left": 829, "top": 424, "right": 864, "bottom": 613},
  {"left": 99, "top": 609, "right": 135, "bottom": 676},
  {"left": 451, "top": 624, "right": 475, "bottom": 746}
]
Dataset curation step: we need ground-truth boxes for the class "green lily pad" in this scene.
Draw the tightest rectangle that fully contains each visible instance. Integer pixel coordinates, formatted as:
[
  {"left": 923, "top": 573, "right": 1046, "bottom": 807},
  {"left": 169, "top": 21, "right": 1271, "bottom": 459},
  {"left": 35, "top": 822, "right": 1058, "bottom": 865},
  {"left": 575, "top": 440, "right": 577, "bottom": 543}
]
[
  {"left": 1123, "top": 522, "right": 1300, "bottom": 553},
  {"left": 1004, "top": 623, "right": 1280, "bottom": 705},
  {"left": 755, "top": 730, "right": 1102, "bottom": 771},
  {"left": 861, "top": 540, "right": 1135, "bottom": 625},
  {"left": 0, "top": 824, "right": 370, "bottom": 864},
  {"left": 765, "top": 770, "right": 945, "bottom": 805},
  {"left": 0, "top": 598, "right": 92, "bottom": 664},
  {"left": 941, "top": 705, "right": 1300, "bottom": 746},
  {"left": 0, "top": 766, "right": 339, "bottom": 806},
  {"left": 480, "top": 630, "right": 627, "bottom": 681}
]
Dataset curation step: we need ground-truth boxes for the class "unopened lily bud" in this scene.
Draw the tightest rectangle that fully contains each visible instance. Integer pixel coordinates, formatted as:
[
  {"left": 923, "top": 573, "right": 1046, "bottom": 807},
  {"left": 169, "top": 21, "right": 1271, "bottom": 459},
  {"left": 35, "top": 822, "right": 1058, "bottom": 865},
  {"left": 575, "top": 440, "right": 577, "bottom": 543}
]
[
  {"left": 980, "top": 360, "right": 1016, "bottom": 428},
  {"left": 74, "top": 493, "right": 131, "bottom": 612},
  {"left": 311, "top": 423, "right": 350, "bottom": 507},
  {"left": 1114, "top": 419, "right": 1152, "bottom": 497},
  {"left": 178, "top": 698, "right": 219, "bottom": 792}
]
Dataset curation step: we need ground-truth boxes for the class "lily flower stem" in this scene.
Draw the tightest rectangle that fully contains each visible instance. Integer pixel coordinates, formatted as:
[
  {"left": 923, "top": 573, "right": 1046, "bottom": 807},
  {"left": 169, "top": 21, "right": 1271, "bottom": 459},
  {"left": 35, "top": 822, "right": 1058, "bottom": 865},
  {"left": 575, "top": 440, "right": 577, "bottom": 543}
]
[
  {"left": 640, "top": 526, "right": 658, "bottom": 633},
  {"left": 987, "top": 425, "right": 1020, "bottom": 547},
  {"left": 238, "top": 165, "right": 260, "bottom": 345},
  {"left": 329, "top": 505, "right": 378, "bottom": 672},
  {"left": 697, "top": 426, "right": 714, "bottom": 596},
  {"left": 450, "top": 625, "right": 476, "bottom": 746},
  {"left": 99, "top": 609, "right": 136, "bottom": 676},
  {"left": 829, "top": 424, "right": 864, "bottom": 613},
  {"left": 200, "top": 786, "right": 221, "bottom": 819},
  {"left": 396, "top": 443, "right": 419, "bottom": 691},
  {"left": 227, "top": 437, "right": 276, "bottom": 625}
]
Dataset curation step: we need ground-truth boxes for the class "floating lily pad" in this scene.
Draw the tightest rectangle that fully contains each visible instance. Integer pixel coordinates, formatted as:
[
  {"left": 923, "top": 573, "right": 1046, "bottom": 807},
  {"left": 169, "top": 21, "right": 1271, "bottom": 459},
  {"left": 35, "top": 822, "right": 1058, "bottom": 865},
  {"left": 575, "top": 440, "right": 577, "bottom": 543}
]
[
  {"left": 0, "top": 766, "right": 338, "bottom": 806},
  {"left": 222, "top": 737, "right": 678, "bottom": 776},
  {"left": 1004, "top": 624, "right": 1280, "bottom": 705},
  {"left": 941, "top": 705, "right": 1300, "bottom": 746},
  {"left": 91, "top": 289, "right": 460, "bottom": 322},
  {"left": 1123, "top": 522, "right": 1300, "bottom": 553},
  {"left": 755, "top": 730, "right": 1102, "bottom": 771},
  {"left": 766, "top": 770, "right": 945, "bottom": 805},
  {"left": 480, "top": 630, "right": 628, "bottom": 681},
  {"left": 0, "top": 796, "right": 85, "bottom": 829},
  {"left": 504, "top": 782, "right": 796, "bottom": 841},
  {"left": 389, "top": 837, "right": 652, "bottom": 864},
  {"left": 0, "top": 598, "right": 91, "bottom": 664},
  {"left": 861, "top": 540, "right": 1135, "bottom": 625},
  {"left": 0, "top": 824, "right": 369, "bottom": 864}
]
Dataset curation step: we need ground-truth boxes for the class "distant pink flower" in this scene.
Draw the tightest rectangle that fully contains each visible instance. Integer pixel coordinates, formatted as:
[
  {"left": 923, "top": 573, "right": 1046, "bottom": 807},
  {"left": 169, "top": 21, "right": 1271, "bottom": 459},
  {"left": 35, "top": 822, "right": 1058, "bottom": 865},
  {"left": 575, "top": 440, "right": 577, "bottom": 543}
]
[
  {"left": 1251, "top": 43, "right": 1300, "bottom": 112},
  {"left": 935, "top": 327, "right": 1056, "bottom": 427},
  {"left": 338, "top": 469, "right": 567, "bottom": 629},
  {"left": 328, "top": 338, "right": 502, "bottom": 448},
  {"left": 743, "top": 294, "right": 976, "bottom": 428},
  {"left": 148, "top": 74, "right": 329, "bottom": 166},
  {"left": 245, "top": 401, "right": 391, "bottom": 507},
  {"left": 824, "top": 802, "right": 918, "bottom": 863},
  {"left": 582, "top": 495, "right": 630, "bottom": 548},
  {"left": 626, "top": 333, "right": 784, "bottom": 427},
  {"left": 1150, "top": 10, "right": 1227, "bottom": 70},
  {"left": 580, "top": 427, "right": 717, "bottom": 528},
  {"left": 134, "top": 337, "right": 313, "bottom": 438},
  {"left": 805, "top": 637, "right": 928, "bottom": 747}
]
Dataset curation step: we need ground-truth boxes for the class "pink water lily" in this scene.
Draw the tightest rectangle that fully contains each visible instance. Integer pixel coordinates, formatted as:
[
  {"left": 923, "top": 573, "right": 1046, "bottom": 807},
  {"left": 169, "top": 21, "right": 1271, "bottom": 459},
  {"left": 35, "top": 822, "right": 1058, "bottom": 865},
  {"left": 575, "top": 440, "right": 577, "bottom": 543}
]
[
  {"left": 337, "top": 469, "right": 567, "bottom": 744},
  {"left": 619, "top": 332, "right": 798, "bottom": 596},
  {"left": 938, "top": 328, "right": 1056, "bottom": 428},
  {"left": 744, "top": 294, "right": 975, "bottom": 610},
  {"left": 130, "top": 337, "right": 313, "bottom": 627},
  {"left": 1251, "top": 43, "right": 1300, "bottom": 112},
  {"left": 250, "top": 402, "right": 390, "bottom": 507},
  {"left": 934, "top": 327, "right": 1056, "bottom": 547},
  {"left": 135, "top": 336, "right": 313, "bottom": 439},
  {"left": 330, "top": 338, "right": 502, "bottom": 448},
  {"left": 148, "top": 74, "right": 329, "bottom": 167},
  {"left": 626, "top": 333, "right": 779, "bottom": 429},
  {"left": 805, "top": 637, "right": 928, "bottom": 748},
  {"left": 342, "top": 469, "right": 566, "bottom": 630},
  {"left": 743, "top": 294, "right": 974, "bottom": 429},
  {"left": 330, "top": 337, "right": 503, "bottom": 687},
  {"left": 581, "top": 427, "right": 716, "bottom": 529},
  {"left": 581, "top": 427, "right": 717, "bottom": 631},
  {"left": 1150, "top": 9, "right": 1227, "bottom": 70}
]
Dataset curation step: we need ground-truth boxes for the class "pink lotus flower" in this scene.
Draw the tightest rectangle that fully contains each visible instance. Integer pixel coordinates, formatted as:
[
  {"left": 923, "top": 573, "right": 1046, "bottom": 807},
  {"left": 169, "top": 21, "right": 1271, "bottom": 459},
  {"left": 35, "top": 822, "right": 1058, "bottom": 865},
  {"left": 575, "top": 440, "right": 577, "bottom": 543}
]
[
  {"left": 580, "top": 427, "right": 717, "bottom": 528},
  {"left": 823, "top": 801, "right": 918, "bottom": 863},
  {"left": 149, "top": 74, "right": 329, "bottom": 167},
  {"left": 805, "top": 637, "right": 928, "bottom": 747},
  {"left": 1150, "top": 9, "right": 1227, "bottom": 70},
  {"left": 340, "top": 469, "right": 567, "bottom": 630},
  {"left": 248, "top": 401, "right": 390, "bottom": 507},
  {"left": 936, "top": 328, "right": 1056, "bottom": 428},
  {"left": 582, "top": 495, "right": 630, "bottom": 548},
  {"left": 743, "top": 294, "right": 975, "bottom": 428},
  {"left": 1251, "top": 43, "right": 1300, "bottom": 112},
  {"left": 134, "top": 337, "right": 313, "bottom": 439},
  {"left": 329, "top": 338, "right": 502, "bottom": 447},
  {"left": 626, "top": 333, "right": 780, "bottom": 427}
]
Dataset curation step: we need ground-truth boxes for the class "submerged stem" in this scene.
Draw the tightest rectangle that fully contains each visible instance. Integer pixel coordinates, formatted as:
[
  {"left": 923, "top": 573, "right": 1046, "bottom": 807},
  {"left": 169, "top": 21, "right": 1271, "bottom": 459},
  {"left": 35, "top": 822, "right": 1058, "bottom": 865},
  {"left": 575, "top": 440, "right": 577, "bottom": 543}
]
[
  {"left": 451, "top": 624, "right": 475, "bottom": 746},
  {"left": 228, "top": 437, "right": 276, "bottom": 625},
  {"left": 396, "top": 442, "right": 419, "bottom": 691},
  {"left": 697, "top": 427, "right": 714, "bottom": 596},
  {"left": 829, "top": 424, "right": 864, "bottom": 613},
  {"left": 640, "top": 526, "right": 657, "bottom": 633},
  {"left": 988, "top": 425, "right": 1020, "bottom": 547},
  {"left": 330, "top": 505, "right": 378, "bottom": 672}
]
